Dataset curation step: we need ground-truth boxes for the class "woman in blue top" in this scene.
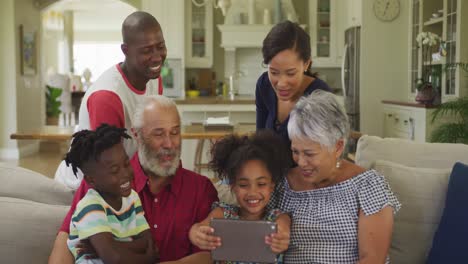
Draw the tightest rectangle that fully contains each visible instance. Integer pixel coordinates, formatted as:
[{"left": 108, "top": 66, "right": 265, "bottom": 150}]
[{"left": 256, "top": 20, "right": 331, "bottom": 148}]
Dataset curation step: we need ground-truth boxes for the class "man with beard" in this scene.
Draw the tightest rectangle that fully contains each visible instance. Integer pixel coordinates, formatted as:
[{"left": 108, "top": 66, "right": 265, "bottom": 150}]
[
  {"left": 49, "top": 95, "right": 218, "bottom": 263},
  {"left": 55, "top": 11, "right": 166, "bottom": 190}
]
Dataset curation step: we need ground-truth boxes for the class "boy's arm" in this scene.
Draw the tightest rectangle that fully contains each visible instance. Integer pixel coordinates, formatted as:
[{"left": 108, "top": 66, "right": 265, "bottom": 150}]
[
  {"left": 118, "top": 230, "right": 153, "bottom": 254},
  {"left": 88, "top": 232, "right": 157, "bottom": 264},
  {"left": 78, "top": 229, "right": 154, "bottom": 256}
]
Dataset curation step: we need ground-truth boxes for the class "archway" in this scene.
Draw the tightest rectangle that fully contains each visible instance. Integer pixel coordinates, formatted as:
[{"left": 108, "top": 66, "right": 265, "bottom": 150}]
[{"left": 40, "top": 0, "right": 137, "bottom": 124}]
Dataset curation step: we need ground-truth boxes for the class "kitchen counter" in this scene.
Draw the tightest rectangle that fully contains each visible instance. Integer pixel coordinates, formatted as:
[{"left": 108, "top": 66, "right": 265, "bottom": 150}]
[
  {"left": 174, "top": 95, "right": 255, "bottom": 105},
  {"left": 10, "top": 124, "right": 257, "bottom": 141},
  {"left": 382, "top": 100, "right": 439, "bottom": 109}
]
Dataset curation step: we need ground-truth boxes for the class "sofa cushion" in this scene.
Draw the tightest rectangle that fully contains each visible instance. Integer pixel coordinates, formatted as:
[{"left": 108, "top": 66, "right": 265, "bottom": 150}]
[
  {"left": 373, "top": 160, "right": 451, "bottom": 264},
  {"left": 356, "top": 135, "right": 468, "bottom": 170},
  {"left": 0, "top": 164, "right": 73, "bottom": 205},
  {"left": 0, "top": 197, "right": 70, "bottom": 264},
  {"left": 427, "top": 162, "right": 468, "bottom": 263}
]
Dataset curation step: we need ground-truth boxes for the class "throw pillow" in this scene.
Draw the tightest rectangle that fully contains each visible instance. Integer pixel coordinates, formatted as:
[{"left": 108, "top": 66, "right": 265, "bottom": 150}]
[
  {"left": 373, "top": 160, "right": 452, "bottom": 264},
  {"left": 426, "top": 162, "right": 468, "bottom": 263}
]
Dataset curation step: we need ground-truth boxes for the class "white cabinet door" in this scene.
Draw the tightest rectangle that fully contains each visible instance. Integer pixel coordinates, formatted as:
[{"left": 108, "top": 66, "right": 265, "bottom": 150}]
[
  {"left": 407, "top": 0, "right": 468, "bottom": 102},
  {"left": 142, "top": 0, "right": 185, "bottom": 60},
  {"left": 382, "top": 103, "right": 439, "bottom": 143},
  {"left": 310, "top": 0, "right": 350, "bottom": 68},
  {"left": 185, "top": 0, "right": 213, "bottom": 68}
]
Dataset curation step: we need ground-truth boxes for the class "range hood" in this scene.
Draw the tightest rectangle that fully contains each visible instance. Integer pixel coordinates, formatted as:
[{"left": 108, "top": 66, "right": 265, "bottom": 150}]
[
  {"left": 217, "top": 25, "right": 273, "bottom": 50},
  {"left": 217, "top": 24, "right": 307, "bottom": 50}
]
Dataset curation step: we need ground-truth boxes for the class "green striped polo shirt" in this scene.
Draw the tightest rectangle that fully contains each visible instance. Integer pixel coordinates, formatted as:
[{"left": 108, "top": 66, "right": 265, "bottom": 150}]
[{"left": 67, "top": 188, "right": 149, "bottom": 263}]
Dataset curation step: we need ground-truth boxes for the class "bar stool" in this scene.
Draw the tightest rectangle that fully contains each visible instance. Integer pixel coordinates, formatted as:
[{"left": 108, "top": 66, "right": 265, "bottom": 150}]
[{"left": 193, "top": 139, "right": 211, "bottom": 174}]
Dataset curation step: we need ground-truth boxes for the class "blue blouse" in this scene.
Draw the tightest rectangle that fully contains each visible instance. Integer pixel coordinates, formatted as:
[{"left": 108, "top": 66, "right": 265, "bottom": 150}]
[{"left": 255, "top": 71, "right": 331, "bottom": 146}]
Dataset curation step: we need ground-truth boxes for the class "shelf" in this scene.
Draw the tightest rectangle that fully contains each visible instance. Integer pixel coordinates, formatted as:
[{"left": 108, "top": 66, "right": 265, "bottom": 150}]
[
  {"left": 424, "top": 17, "right": 443, "bottom": 26},
  {"left": 423, "top": 60, "right": 445, "bottom": 66}
]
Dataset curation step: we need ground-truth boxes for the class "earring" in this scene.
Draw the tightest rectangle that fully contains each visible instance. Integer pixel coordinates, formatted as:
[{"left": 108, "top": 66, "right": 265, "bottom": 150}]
[{"left": 336, "top": 160, "right": 341, "bottom": 169}]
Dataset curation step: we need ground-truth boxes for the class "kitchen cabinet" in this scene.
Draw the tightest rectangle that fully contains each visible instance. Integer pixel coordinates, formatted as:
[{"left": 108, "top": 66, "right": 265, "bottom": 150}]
[
  {"left": 309, "top": 0, "right": 342, "bottom": 67},
  {"left": 185, "top": 0, "right": 213, "bottom": 68},
  {"left": 142, "top": 0, "right": 214, "bottom": 68},
  {"left": 142, "top": 0, "right": 185, "bottom": 60},
  {"left": 408, "top": 0, "right": 468, "bottom": 102},
  {"left": 382, "top": 101, "right": 437, "bottom": 142}
]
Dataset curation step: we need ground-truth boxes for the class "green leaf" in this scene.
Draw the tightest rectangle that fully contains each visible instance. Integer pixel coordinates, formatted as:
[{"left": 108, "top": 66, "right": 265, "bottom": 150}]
[{"left": 430, "top": 123, "right": 468, "bottom": 144}]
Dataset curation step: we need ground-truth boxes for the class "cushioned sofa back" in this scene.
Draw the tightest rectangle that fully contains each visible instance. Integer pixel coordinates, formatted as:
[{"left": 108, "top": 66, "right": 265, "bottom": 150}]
[
  {"left": 355, "top": 135, "right": 468, "bottom": 170},
  {"left": 0, "top": 197, "right": 69, "bottom": 263},
  {"left": 355, "top": 135, "right": 468, "bottom": 263},
  {"left": 0, "top": 164, "right": 73, "bottom": 263},
  {"left": 0, "top": 164, "right": 73, "bottom": 205}
]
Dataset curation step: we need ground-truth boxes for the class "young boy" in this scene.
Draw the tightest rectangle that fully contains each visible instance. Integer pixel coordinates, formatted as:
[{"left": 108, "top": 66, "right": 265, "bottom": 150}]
[{"left": 65, "top": 124, "right": 157, "bottom": 264}]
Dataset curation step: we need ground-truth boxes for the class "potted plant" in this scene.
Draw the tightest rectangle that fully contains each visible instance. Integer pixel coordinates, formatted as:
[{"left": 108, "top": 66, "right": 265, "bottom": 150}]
[
  {"left": 46, "top": 85, "right": 62, "bottom": 125},
  {"left": 430, "top": 62, "right": 468, "bottom": 143},
  {"left": 415, "top": 32, "right": 440, "bottom": 104}
]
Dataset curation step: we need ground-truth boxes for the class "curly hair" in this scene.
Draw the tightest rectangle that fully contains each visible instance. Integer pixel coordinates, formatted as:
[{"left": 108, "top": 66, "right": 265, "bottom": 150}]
[
  {"left": 209, "top": 130, "right": 291, "bottom": 185},
  {"left": 64, "top": 124, "right": 130, "bottom": 177}
]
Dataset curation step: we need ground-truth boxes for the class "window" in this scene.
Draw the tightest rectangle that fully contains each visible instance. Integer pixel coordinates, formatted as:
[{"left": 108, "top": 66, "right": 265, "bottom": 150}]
[{"left": 73, "top": 42, "right": 124, "bottom": 82}]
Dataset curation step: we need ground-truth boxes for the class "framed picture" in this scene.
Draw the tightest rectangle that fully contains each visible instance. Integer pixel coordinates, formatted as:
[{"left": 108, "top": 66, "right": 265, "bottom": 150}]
[{"left": 19, "top": 25, "right": 36, "bottom": 75}]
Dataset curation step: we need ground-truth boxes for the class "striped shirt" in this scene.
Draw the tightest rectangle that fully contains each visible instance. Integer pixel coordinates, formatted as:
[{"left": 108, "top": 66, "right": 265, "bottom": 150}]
[{"left": 67, "top": 188, "right": 149, "bottom": 263}]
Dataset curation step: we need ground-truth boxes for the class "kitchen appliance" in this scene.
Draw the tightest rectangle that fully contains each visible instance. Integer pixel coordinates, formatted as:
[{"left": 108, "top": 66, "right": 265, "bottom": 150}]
[
  {"left": 341, "top": 26, "right": 361, "bottom": 132},
  {"left": 161, "top": 58, "right": 185, "bottom": 98}
]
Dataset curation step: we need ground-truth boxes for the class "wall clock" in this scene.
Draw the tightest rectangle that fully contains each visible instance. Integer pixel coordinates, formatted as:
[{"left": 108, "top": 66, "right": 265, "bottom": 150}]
[{"left": 373, "top": 0, "right": 400, "bottom": 22}]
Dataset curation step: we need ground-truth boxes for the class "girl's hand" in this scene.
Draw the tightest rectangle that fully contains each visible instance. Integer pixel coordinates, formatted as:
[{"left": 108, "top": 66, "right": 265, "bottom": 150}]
[
  {"left": 189, "top": 223, "right": 222, "bottom": 250},
  {"left": 265, "top": 230, "right": 290, "bottom": 254}
]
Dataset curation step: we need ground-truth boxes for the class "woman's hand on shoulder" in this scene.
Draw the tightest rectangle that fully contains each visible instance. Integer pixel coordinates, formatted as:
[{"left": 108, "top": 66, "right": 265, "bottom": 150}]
[
  {"left": 266, "top": 213, "right": 291, "bottom": 254},
  {"left": 189, "top": 207, "right": 223, "bottom": 250}
]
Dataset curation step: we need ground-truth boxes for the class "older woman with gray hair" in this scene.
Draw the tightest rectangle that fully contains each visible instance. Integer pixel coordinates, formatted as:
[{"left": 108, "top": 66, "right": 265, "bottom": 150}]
[{"left": 268, "top": 90, "right": 401, "bottom": 263}]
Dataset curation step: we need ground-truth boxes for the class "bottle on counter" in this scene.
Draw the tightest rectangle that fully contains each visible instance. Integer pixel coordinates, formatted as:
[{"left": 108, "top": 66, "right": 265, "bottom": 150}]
[
  {"left": 222, "top": 82, "right": 228, "bottom": 97},
  {"left": 216, "top": 81, "right": 224, "bottom": 96}
]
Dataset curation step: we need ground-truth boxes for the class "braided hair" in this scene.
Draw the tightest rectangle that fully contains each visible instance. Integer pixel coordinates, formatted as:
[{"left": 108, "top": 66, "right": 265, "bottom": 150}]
[
  {"left": 209, "top": 130, "right": 291, "bottom": 185},
  {"left": 64, "top": 124, "right": 131, "bottom": 177}
]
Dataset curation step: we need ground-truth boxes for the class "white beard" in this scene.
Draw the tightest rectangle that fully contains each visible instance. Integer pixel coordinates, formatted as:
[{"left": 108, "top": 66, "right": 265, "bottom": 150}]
[{"left": 138, "top": 140, "right": 180, "bottom": 178}]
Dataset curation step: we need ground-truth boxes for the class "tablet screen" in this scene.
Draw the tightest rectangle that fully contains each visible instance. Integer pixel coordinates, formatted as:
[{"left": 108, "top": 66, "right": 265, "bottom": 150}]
[{"left": 210, "top": 218, "right": 277, "bottom": 263}]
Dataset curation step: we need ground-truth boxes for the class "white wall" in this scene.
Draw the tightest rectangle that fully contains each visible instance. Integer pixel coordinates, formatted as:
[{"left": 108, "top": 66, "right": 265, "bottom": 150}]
[
  {"left": 359, "top": 0, "right": 409, "bottom": 136},
  {"left": 0, "top": 0, "right": 19, "bottom": 159},
  {"left": 14, "top": 0, "right": 44, "bottom": 157}
]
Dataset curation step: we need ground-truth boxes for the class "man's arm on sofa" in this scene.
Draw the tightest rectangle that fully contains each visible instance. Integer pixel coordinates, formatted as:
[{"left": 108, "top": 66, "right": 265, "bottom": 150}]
[{"left": 49, "top": 231, "right": 74, "bottom": 264}]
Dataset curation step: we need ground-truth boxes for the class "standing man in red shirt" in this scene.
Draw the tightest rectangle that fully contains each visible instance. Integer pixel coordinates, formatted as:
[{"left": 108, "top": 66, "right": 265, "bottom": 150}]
[
  {"left": 49, "top": 95, "right": 218, "bottom": 263},
  {"left": 55, "top": 11, "right": 166, "bottom": 190}
]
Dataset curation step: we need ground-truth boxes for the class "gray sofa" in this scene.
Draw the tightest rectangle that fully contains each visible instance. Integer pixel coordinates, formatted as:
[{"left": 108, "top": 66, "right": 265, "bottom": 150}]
[
  {"left": 0, "top": 164, "right": 73, "bottom": 263},
  {"left": 1, "top": 135, "right": 467, "bottom": 264},
  {"left": 355, "top": 135, "right": 468, "bottom": 264}
]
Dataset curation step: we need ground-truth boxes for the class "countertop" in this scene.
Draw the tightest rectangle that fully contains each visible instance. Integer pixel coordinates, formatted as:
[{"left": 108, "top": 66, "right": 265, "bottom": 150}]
[
  {"left": 174, "top": 95, "right": 255, "bottom": 105},
  {"left": 10, "top": 124, "right": 257, "bottom": 141},
  {"left": 382, "top": 100, "right": 439, "bottom": 109}
]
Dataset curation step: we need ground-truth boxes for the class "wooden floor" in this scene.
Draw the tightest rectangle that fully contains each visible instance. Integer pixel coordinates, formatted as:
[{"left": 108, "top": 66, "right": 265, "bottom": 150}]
[{"left": 0, "top": 142, "right": 64, "bottom": 179}]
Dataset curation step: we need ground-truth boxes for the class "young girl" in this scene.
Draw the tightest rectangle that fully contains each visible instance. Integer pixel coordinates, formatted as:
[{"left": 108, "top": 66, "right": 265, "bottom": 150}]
[
  {"left": 65, "top": 124, "right": 158, "bottom": 264},
  {"left": 189, "top": 130, "right": 291, "bottom": 263}
]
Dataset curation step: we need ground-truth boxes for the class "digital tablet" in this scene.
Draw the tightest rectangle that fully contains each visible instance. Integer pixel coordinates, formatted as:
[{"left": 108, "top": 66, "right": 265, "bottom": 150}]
[{"left": 210, "top": 218, "right": 277, "bottom": 263}]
